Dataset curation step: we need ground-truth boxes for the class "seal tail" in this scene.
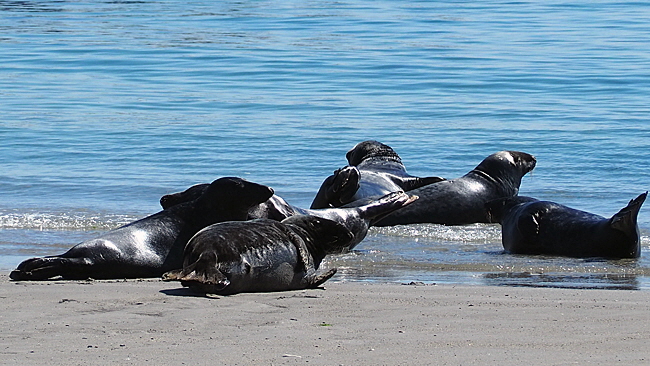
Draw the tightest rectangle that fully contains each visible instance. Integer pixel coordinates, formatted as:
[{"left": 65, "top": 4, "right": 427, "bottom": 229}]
[
  {"left": 610, "top": 192, "right": 647, "bottom": 235},
  {"left": 162, "top": 251, "right": 230, "bottom": 291}
]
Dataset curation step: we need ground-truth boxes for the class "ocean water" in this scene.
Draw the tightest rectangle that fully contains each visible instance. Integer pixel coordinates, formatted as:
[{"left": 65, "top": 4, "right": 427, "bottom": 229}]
[{"left": 1, "top": 0, "right": 649, "bottom": 289}]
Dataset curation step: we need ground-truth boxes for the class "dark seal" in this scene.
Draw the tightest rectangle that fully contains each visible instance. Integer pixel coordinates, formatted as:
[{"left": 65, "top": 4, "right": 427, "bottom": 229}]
[
  {"left": 303, "top": 191, "right": 417, "bottom": 251},
  {"left": 10, "top": 178, "right": 274, "bottom": 280},
  {"left": 357, "top": 150, "right": 536, "bottom": 226},
  {"left": 162, "top": 183, "right": 417, "bottom": 251},
  {"left": 161, "top": 183, "right": 306, "bottom": 220},
  {"left": 310, "top": 140, "right": 445, "bottom": 208},
  {"left": 486, "top": 192, "right": 647, "bottom": 258},
  {"left": 162, "top": 215, "right": 355, "bottom": 294}
]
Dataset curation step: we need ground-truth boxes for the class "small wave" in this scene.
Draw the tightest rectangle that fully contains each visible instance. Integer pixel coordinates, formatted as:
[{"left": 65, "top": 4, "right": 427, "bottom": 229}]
[
  {"left": 0, "top": 211, "right": 137, "bottom": 231},
  {"left": 371, "top": 223, "right": 502, "bottom": 243},
  {"left": 373, "top": 225, "right": 650, "bottom": 248}
]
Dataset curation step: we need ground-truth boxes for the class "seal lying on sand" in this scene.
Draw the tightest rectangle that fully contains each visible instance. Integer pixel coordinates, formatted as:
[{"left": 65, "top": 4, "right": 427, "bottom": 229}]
[
  {"left": 10, "top": 178, "right": 274, "bottom": 280},
  {"left": 310, "top": 140, "right": 445, "bottom": 208},
  {"left": 162, "top": 183, "right": 417, "bottom": 251},
  {"left": 351, "top": 150, "right": 536, "bottom": 226},
  {"left": 486, "top": 192, "right": 647, "bottom": 258},
  {"left": 163, "top": 215, "right": 355, "bottom": 294}
]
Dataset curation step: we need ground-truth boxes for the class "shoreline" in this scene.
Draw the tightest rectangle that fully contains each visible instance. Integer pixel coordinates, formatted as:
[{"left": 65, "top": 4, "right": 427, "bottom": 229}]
[{"left": 2, "top": 275, "right": 649, "bottom": 365}]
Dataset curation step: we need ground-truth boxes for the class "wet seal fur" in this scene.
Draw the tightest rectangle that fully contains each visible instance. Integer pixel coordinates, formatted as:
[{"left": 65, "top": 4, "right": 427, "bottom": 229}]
[
  {"left": 486, "top": 192, "right": 647, "bottom": 258},
  {"left": 160, "top": 184, "right": 310, "bottom": 222},
  {"left": 355, "top": 151, "right": 536, "bottom": 226},
  {"left": 310, "top": 140, "right": 445, "bottom": 208},
  {"left": 10, "top": 178, "right": 274, "bottom": 280},
  {"left": 162, "top": 183, "right": 417, "bottom": 252},
  {"left": 162, "top": 216, "right": 355, "bottom": 295}
]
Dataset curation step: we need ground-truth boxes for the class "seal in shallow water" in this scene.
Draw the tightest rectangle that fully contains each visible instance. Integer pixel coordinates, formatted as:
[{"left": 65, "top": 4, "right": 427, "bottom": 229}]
[
  {"left": 162, "top": 215, "right": 355, "bottom": 294},
  {"left": 310, "top": 140, "right": 445, "bottom": 209},
  {"left": 486, "top": 192, "right": 647, "bottom": 258},
  {"left": 355, "top": 150, "right": 536, "bottom": 226},
  {"left": 10, "top": 177, "right": 274, "bottom": 280}
]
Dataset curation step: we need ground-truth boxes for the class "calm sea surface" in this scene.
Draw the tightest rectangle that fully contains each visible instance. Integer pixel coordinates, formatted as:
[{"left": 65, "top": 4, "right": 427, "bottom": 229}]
[{"left": 2, "top": 0, "right": 649, "bottom": 289}]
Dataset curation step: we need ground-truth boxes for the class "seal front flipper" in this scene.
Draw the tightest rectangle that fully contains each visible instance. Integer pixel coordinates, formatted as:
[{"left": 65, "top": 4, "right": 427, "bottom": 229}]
[
  {"left": 518, "top": 212, "right": 541, "bottom": 236},
  {"left": 304, "top": 268, "right": 338, "bottom": 289},
  {"left": 292, "top": 236, "right": 316, "bottom": 274},
  {"left": 400, "top": 176, "right": 446, "bottom": 191},
  {"left": 610, "top": 192, "right": 647, "bottom": 234},
  {"left": 510, "top": 210, "right": 545, "bottom": 254},
  {"left": 161, "top": 269, "right": 183, "bottom": 281}
]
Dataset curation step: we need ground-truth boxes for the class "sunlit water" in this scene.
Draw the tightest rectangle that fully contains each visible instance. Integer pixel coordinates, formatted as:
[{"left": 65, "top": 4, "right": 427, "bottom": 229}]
[{"left": 2, "top": 0, "right": 650, "bottom": 289}]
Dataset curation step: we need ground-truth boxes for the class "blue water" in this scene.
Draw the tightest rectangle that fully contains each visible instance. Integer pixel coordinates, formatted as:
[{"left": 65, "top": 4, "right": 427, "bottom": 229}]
[{"left": 2, "top": 0, "right": 650, "bottom": 289}]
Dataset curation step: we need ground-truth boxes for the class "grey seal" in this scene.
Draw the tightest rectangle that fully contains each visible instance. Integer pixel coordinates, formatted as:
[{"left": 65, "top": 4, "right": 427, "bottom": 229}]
[
  {"left": 162, "top": 215, "right": 355, "bottom": 294},
  {"left": 486, "top": 192, "right": 647, "bottom": 258},
  {"left": 310, "top": 140, "right": 445, "bottom": 208},
  {"left": 10, "top": 178, "right": 274, "bottom": 280},
  {"left": 356, "top": 150, "right": 536, "bottom": 226}
]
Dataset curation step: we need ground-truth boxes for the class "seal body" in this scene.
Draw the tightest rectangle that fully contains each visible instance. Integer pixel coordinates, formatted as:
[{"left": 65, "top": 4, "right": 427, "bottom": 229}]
[
  {"left": 10, "top": 178, "right": 274, "bottom": 280},
  {"left": 361, "top": 151, "right": 536, "bottom": 226},
  {"left": 487, "top": 193, "right": 647, "bottom": 258},
  {"left": 163, "top": 216, "right": 355, "bottom": 294},
  {"left": 162, "top": 183, "right": 417, "bottom": 251},
  {"left": 310, "top": 140, "right": 444, "bottom": 208}
]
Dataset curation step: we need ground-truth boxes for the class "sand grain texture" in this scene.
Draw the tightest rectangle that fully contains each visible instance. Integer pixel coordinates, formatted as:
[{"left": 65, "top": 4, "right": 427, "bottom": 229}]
[{"left": 0, "top": 275, "right": 648, "bottom": 365}]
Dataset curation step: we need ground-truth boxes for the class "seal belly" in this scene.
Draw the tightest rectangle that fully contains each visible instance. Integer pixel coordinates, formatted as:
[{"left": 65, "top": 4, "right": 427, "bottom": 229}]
[{"left": 230, "top": 242, "right": 306, "bottom": 293}]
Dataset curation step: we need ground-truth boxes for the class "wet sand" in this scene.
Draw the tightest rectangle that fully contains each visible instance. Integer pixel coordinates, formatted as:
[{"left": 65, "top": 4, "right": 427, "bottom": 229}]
[{"left": 1, "top": 275, "right": 648, "bottom": 365}]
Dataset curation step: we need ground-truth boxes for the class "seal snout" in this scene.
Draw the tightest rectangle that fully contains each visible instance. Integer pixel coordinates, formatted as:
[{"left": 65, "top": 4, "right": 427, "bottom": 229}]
[
  {"left": 504, "top": 150, "right": 536, "bottom": 173},
  {"left": 525, "top": 154, "right": 537, "bottom": 172}
]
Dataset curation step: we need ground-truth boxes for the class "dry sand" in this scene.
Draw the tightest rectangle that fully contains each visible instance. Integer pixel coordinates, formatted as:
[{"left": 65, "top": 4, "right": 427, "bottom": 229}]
[{"left": 1, "top": 274, "right": 648, "bottom": 365}]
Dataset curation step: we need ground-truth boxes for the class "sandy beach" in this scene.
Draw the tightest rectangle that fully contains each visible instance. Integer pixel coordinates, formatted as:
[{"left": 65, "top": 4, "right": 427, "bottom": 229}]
[{"left": 1, "top": 275, "right": 648, "bottom": 365}]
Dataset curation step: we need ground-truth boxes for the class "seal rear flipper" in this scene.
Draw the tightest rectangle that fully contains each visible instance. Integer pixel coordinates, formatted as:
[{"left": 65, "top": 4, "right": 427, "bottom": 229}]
[
  {"left": 305, "top": 268, "right": 337, "bottom": 289},
  {"left": 328, "top": 166, "right": 361, "bottom": 205},
  {"left": 159, "top": 183, "right": 209, "bottom": 210},
  {"left": 610, "top": 192, "right": 647, "bottom": 234},
  {"left": 170, "top": 252, "right": 230, "bottom": 290},
  {"left": 10, "top": 257, "right": 90, "bottom": 281},
  {"left": 311, "top": 166, "right": 361, "bottom": 209},
  {"left": 360, "top": 191, "right": 418, "bottom": 225}
]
